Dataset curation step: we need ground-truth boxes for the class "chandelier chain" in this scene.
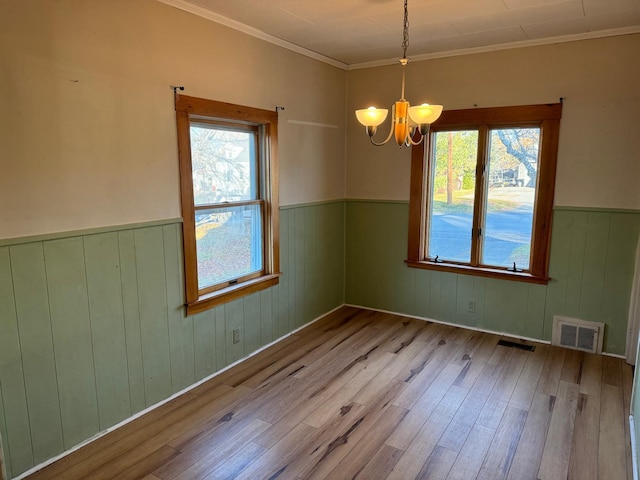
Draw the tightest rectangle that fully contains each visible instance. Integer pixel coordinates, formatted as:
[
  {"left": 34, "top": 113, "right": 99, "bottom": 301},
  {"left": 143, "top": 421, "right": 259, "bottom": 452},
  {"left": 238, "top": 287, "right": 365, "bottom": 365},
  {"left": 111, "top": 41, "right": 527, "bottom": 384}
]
[{"left": 402, "top": 0, "right": 409, "bottom": 58}]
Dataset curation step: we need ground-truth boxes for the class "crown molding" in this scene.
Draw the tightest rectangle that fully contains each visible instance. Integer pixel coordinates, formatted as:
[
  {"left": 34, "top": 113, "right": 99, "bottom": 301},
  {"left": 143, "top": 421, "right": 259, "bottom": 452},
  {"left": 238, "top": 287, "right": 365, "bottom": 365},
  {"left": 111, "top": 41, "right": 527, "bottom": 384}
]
[
  {"left": 347, "top": 26, "right": 640, "bottom": 70},
  {"left": 156, "top": 0, "right": 349, "bottom": 70},
  {"left": 156, "top": 1, "right": 640, "bottom": 72}
]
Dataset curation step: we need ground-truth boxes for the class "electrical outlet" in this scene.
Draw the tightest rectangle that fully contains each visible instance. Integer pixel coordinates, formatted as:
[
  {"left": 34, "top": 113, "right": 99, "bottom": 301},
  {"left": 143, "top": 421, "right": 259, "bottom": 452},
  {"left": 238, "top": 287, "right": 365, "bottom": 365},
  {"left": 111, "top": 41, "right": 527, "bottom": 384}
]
[
  {"left": 232, "top": 328, "right": 241, "bottom": 344},
  {"left": 467, "top": 301, "right": 476, "bottom": 313}
]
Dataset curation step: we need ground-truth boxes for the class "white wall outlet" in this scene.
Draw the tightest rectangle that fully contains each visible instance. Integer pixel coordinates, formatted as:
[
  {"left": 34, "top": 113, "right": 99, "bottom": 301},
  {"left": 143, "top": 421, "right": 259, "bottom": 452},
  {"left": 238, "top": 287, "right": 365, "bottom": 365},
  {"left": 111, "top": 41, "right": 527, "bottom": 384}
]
[
  {"left": 232, "top": 328, "right": 241, "bottom": 344},
  {"left": 467, "top": 301, "right": 476, "bottom": 313}
]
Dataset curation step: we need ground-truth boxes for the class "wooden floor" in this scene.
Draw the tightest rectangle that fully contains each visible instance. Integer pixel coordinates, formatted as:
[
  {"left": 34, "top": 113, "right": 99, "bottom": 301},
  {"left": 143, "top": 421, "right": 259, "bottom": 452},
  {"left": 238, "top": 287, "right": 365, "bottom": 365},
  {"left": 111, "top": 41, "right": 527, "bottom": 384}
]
[{"left": 26, "top": 307, "right": 634, "bottom": 480}]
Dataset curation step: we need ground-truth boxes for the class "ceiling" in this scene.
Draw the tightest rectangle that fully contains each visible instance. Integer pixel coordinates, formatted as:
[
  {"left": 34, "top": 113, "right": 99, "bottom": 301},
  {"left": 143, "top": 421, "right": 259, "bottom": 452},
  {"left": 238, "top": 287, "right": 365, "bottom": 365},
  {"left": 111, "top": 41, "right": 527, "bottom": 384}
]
[{"left": 160, "top": 0, "right": 640, "bottom": 68}]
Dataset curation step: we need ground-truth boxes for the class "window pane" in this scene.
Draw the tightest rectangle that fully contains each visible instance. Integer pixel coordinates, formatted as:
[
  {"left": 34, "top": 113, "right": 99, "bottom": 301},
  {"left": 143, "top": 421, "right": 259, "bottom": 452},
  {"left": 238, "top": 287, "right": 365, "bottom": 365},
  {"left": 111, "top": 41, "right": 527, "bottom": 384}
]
[
  {"left": 482, "top": 128, "right": 540, "bottom": 270},
  {"left": 190, "top": 124, "right": 257, "bottom": 206},
  {"left": 428, "top": 130, "right": 478, "bottom": 263},
  {"left": 195, "top": 204, "right": 263, "bottom": 289}
]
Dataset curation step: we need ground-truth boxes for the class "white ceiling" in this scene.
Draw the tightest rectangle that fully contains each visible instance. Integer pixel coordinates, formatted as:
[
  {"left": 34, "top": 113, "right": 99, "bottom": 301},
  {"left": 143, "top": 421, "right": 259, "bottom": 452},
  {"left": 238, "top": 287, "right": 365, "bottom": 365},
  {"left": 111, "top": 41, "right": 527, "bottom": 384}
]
[{"left": 160, "top": 0, "right": 640, "bottom": 68}]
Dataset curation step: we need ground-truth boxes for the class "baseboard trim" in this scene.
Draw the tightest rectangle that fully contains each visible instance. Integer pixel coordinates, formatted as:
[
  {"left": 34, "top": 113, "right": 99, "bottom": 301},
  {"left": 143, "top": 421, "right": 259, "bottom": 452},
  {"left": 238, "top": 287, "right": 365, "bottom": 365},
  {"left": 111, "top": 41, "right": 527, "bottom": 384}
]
[
  {"left": 13, "top": 304, "right": 345, "bottom": 480},
  {"left": 346, "top": 303, "right": 552, "bottom": 346},
  {"left": 345, "top": 304, "right": 630, "bottom": 357},
  {"left": 631, "top": 415, "right": 639, "bottom": 480}
]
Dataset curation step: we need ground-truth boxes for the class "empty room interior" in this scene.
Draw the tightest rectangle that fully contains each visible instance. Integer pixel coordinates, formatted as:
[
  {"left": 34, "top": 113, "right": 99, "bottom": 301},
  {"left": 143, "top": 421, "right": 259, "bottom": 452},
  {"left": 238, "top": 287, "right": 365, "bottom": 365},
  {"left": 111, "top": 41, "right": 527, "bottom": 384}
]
[{"left": 1, "top": 0, "right": 640, "bottom": 479}]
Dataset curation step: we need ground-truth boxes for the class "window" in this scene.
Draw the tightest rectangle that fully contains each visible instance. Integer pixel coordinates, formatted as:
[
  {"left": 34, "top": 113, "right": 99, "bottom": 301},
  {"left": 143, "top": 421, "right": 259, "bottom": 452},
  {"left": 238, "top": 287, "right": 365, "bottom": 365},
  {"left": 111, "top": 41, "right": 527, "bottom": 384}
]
[
  {"left": 176, "top": 95, "right": 280, "bottom": 314},
  {"left": 407, "top": 103, "right": 562, "bottom": 284}
]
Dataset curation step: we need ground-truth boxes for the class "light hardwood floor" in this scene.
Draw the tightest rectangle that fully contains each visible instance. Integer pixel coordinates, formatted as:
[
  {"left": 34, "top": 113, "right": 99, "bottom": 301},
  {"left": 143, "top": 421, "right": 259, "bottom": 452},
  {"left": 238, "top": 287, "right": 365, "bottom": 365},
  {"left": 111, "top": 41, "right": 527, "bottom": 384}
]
[{"left": 26, "top": 307, "right": 633, "bottom": 480}]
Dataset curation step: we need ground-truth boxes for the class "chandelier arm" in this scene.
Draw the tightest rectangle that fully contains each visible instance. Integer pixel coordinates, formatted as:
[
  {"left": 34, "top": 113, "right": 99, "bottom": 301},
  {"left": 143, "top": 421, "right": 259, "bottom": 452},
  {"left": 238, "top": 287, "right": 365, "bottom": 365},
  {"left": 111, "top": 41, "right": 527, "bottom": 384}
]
[
  {"left": 369, "top": 122, "right": 396, "bottom": 146},
  {"left": 367, "top": 103, "right": 397, "bottom": 146},
  {"left": 406, "top": 133, "right": 425, "bottom": 146}
]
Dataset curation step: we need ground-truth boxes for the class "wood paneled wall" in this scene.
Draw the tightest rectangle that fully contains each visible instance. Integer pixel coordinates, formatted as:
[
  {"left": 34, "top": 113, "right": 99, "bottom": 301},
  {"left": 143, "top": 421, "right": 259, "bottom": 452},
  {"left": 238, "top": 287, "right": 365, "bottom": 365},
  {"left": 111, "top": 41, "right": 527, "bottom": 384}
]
[
  {"left": 0, "top": 201, "right": 345, "bottom": 479},
  {"left": 346, "top": 201, "right": 640, "bottom": 355}
]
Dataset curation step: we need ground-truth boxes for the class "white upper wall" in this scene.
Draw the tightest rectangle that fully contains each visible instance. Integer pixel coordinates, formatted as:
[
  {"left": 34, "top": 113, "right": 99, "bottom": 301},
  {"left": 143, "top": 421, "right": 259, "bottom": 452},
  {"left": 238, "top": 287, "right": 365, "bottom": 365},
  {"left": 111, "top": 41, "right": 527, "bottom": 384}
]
[
  {"left": 347, "top": 34, "right": 640, "bottom": 210},
  {"left": 0, "top": 0, "right": 346, "bottom": 239},
  {"left": 2, "top": 2, "right": 638, "bottom": 240}
]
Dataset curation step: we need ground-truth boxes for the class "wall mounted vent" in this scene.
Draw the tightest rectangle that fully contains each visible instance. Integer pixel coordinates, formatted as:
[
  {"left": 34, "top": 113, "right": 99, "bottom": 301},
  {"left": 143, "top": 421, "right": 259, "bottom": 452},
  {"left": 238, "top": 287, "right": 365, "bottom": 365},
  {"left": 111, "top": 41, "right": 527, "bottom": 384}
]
[{"left": 552, "top": 316, "right": 604, "bottom": 354}]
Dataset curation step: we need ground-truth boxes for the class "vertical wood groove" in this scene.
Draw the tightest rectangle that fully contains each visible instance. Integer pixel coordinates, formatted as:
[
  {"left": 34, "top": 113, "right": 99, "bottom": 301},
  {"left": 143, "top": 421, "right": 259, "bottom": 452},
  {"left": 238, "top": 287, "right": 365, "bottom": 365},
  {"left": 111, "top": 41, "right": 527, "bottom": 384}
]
[
  {"left": 0, "top": 202, "right": 347, "bottom": 478},
  {"left": 15, "top": 307, "right": 633, "bottom": 480}
]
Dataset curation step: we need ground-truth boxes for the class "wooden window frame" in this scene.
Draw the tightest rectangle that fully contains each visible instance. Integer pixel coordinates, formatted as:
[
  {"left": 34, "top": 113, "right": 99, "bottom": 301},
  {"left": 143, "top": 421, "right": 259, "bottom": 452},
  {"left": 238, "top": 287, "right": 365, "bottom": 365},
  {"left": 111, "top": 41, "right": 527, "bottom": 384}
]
[
  {"left": 407, "top": 103, "right": 562, "bottom": 284},
  {"left": 176, "top": 95, "right": 280, "bottom": 315}
]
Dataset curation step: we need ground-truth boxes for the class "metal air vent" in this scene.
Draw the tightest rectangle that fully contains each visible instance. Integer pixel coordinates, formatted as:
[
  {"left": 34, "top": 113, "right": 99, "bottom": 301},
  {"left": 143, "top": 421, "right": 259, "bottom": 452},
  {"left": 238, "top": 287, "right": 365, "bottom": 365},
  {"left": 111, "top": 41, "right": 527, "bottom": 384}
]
[{"left": 552, "top": 315, "right": 604, "bottom": 354}]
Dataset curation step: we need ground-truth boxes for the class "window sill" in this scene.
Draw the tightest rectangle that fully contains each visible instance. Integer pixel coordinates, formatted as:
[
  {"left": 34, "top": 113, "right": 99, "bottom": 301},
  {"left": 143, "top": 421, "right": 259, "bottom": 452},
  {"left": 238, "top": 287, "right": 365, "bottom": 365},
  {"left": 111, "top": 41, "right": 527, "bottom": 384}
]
[
  {"left": 405, "top": 260, "right": 549, "bottom": 285},
  {"left": 186, "top": 273, "right": 281, "bottom": 316}
]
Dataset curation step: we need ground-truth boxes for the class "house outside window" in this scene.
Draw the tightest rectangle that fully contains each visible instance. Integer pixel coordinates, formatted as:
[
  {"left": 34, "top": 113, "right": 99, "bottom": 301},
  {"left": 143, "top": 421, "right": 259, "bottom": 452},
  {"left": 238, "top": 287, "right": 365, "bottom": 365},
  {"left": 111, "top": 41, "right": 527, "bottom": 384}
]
[
  {"left": 175, "top": 95, "right": 280, "bottom": 314},
  {"left": 407, "top": 103, "right": 562, "bottom": 284}
]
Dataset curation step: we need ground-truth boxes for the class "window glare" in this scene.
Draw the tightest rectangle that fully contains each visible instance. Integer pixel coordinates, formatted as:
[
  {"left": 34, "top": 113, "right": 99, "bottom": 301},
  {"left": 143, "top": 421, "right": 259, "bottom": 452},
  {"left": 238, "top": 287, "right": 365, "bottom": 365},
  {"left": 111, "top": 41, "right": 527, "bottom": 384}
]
[
  {"left": 195, "top": 204, "right": 263, "bottom": 289},
  {"left": 428, "top": 130, "right": 478, "bottom": 263},
  {"left": 190, "top": 125, "right": 256, "bottom": 206},
  {"left": 482, "top": 128, "right": 540, "bottom": 270}
]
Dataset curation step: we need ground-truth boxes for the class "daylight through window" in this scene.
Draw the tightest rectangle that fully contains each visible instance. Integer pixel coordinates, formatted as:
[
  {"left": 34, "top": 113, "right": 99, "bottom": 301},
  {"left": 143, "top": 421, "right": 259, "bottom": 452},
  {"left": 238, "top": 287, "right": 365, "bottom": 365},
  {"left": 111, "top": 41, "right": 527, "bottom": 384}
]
[
  {"left": 407, "top": 103, "right": 562, "bottom": 283},
  {"left": 176, "top": 96, "right": 280, "bottom": 314}
]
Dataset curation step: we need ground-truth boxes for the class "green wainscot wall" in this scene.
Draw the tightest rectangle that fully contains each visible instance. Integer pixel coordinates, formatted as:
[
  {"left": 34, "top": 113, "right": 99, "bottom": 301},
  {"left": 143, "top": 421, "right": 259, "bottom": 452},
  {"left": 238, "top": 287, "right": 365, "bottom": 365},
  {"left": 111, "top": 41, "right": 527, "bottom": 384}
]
[
  {"left": 0, "top": 201, "right": 345, "bottom": 479},
  {"left": 346, "top": 200, "right": 640, "bottom": 355}
]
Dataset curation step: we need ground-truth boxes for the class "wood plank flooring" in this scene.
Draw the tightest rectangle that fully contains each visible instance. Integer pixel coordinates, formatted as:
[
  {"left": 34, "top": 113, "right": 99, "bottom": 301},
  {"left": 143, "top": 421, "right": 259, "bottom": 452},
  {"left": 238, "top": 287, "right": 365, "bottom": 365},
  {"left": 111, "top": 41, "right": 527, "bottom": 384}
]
[{"left": 25, "top": 307, "right": 634, "bottom": 480}]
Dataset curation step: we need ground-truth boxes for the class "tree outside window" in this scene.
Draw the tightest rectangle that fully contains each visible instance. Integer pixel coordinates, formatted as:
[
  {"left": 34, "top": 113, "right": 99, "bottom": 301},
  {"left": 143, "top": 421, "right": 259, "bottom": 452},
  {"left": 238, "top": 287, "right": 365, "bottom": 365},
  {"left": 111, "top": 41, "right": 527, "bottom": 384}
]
[{"left": 407, "top": 103, "right": 562, "bottom": 284}]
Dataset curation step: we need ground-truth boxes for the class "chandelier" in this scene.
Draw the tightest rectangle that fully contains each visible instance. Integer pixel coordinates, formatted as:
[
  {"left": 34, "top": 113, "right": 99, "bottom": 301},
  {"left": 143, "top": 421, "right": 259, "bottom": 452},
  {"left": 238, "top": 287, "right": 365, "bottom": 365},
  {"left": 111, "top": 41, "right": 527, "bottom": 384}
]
[{"left": 355, "top": 0, "right": 443, "bottom": 147}]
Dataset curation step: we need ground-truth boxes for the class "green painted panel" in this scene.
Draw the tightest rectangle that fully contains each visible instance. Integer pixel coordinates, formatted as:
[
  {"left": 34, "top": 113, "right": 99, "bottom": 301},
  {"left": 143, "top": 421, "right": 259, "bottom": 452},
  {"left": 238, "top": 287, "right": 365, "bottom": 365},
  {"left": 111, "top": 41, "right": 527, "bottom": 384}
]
[
  {"left": 133, "top": 227, "right": 172, "bottom": 406},
  {"left": 277, "top": 210, "right": 290, "bottom": 338},
  {"left": 564, "top": 211, "right": 588, "bottom": 315},
  {"left": 0, "top": 248, "right": 33, "bottom": 474},
  {"left": 83, "top": 233, "right": 131, "bottom": 430},
  {"left": 483, "top": 278, "right": 504, "bottom": 332},
  {"left": 272, "top": 283, "right": 286, "bottom": 340},
  {"left": 525, "top": 284, "right": 547, "bottom": 340},
  {"left": 578, "top": 212, "right": 611, "bottom": 322},
  {"left": 225, "top": 300, "right": 244, "bottom": 364},
  {"left": 455, "top": 274, "right": 483, "bottom": 328},
  {"left": 163, "top": 224, "right": 195, "bottom": 393},
  {"left": 358, "top": 204, "right": 379, "bottom": 309},
  {"left": 287, "top": 208, "right": 297, "bottom": 332},
  {"left": 374, "top": 204, "right": 395, "bottom": 311},
  {"left": 193, "top": 309, "right": 216, "bottom": 381},
  {"left": 304, "top": 205, "right": 318, "bottom": 321},
  {"left": 314, "top": 205, "right": 330, "bottom": 315},
  {"left": 328, "top": 201, "right": 346, "bottom": 308},
  {"left": 0, "top": 218, "right": 182, "bottom": 248},
  {"left": 600, "top": 213, "right": 640, "bottom": 354},
  {"left": 473, "top": 276, "right": 487, "bottom": 327},
  {"left": 438, "top": 271, "right": 457, "bottom": 323},
  {"left": 344, "top": 202, "right": 640, "bottom": 355},
  {"left": 43, "top": 238, "right": 99, "bottom": 449},
  {"left": 117, "top": 230, "right": 146, "bottom": 413},
  {"left": 291, "top": 207, "right": 301, "bottom": 330},
  {"left": 543, "top": 210, "right": 575, "bottom": 340},
  {"left": 260, "top": 289, "right": 274, "bottom": 346},
  {"left": 395, "top": 264, "right": 416, "bottom": 317},
  {"left": 414, "top": 269, "right": 432, "bottom": 319},
  {"left": 389, "top": 206, "right": 415, "bottom": 315},
  {"left": 344, "top": 202, "right": 364, "bottom": 306},
  {"left": 214, "top": 305, "right": 227, "bottom": 370},
  {"left": 429, "top": 270, "right": 444, "bottom": 320},
  {"left": 0, "top": 384, "right": 12, "bottom": 479},
  {"left": 0, "top": 201, "right": 348, "bottom": 476},
  {"left": 500, "top": 281, "right": 529, "bottom": 336},
  {"left": 10, "top": 243, "right": 64, "bottom": 463},
  {"left": 243, "top": 293, "right": 261, "bottom": 354},
  {"left": 294, "top": 208, "right": 306, "bottom": 327}
]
